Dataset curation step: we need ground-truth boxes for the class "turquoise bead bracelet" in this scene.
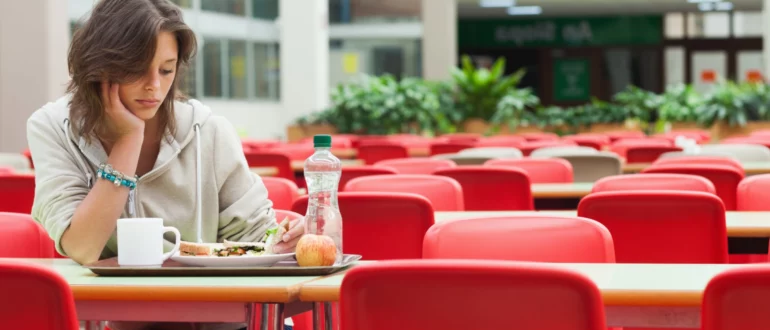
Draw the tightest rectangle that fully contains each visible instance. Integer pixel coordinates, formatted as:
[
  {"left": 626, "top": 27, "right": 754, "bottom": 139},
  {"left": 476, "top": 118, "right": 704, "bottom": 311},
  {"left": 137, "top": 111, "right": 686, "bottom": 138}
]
[{"left": 97, "top": 163, "right": 138, "bottom": 190}]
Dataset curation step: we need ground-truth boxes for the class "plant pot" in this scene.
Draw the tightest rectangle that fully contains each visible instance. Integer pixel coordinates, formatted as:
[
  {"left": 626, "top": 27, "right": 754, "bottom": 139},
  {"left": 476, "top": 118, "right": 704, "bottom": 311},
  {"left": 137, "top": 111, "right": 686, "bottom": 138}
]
[
  {"left": 461, "top": 119, "right": 492, "bottom": 134},
  {"left": 588, "top": 122, "right": 642, "bottom": 134},
  {"left": 669, "top": 122, "right": 702, "bottom": 131},
  {"left": 710, "top": 121, "right": 770, "bottom": 141},
  {"left": 286, "top": 124, "right": 337, "bottom": 142}
]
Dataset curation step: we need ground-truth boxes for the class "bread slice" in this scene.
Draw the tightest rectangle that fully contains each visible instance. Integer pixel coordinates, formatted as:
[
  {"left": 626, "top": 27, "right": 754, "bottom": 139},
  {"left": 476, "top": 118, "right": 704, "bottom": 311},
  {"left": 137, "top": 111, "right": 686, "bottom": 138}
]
[{"left": 179, "top": 241, "right": 218, "bottom": 256}]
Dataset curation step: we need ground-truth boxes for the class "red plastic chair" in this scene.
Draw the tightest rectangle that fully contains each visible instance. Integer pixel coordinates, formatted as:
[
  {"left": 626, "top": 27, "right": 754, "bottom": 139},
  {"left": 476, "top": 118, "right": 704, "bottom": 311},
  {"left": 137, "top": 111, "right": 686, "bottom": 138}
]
[
  {"left": 653, "top": 156, "right": 744, "bottom": 174},
  {"left": 642, "top": 164, "right": 744, "bottom": 210},
  {"left": 374, "top": 158, "right": 456, "bottom": 175},
  {"left": 592, "top": 174, "right": 716, "bottom": 194},
  {"left": 702, "top": 267, "right": 770, "bottom": 330},
  {"left": 578, "top": 191, "right": 728, "bottom": 263},
  {"left": 485, "top": 158, "right": 573, "bottom": 183},
  {"left": 241, "top": 139, "right": 283, "bottom": 151},
  {"left": 0, "top": 173, "right": 35, "bottom": 213},
  {"left": 562, "top": 135, "right": 610, "bottom": 151},
  {"left": 610, "top": 139, "right": 672, "bottom": 159},
  {"left": 0, "top": 260, "right": 79, "bottom": 330},
  {"left": 429, "top": 141, "right": 475, "bottom": 156},
  {"left": 356, "top": 142, "right": 409, "bottom": 165},
  {"left": 441, "top": 133, "right": 481, "bottom": 143},
  {"left": 343, "top": 175, "right": 464, "bottom": 211},
  {"left": 433, "top": 167, "right": 534, "bottom": 211},
  {"left": 0, "top": 213, "right": 54, "bottom": 258},
  {"left": 474, "top": 136, "right": 525, "bottom": 148},
  {"left": 606, "top": 131, "right": 646, "bottom": 142},
  {"left": 721, "top": 137, "right": 770, "bottom": 150},
  {"left": 291, "top": 192, "right": 434, "bottom": 259},
  {"left": 22, "top": 148, "right": 34, "bottom": 169},
  {"left": 339, "top": 166, "right": 398, "bottom": 193},
  {"left": 340, "top": 260, "right": 607, "bottom": 330},
  {"left": 244, "top": 151, "right": 294, "bottom": 181},
  {"left": 0, "top": 167, "right": 13, "bottom": 174},
  {"left": 737, "top": 174, "right": 770, "bottom": 211},
  {"left": 423, "top": 216, "right": 614, "bottom": 262},
  {"left": 262, "top": 177, "right": 300, "bottom": 210},
  {"left": 516, "top": 132, "right": 560, "bottom": 141},
  {"left": 623, "top": 146, "right": 683, "bottom": 163},
  {"left": 658, "top": 129, "right": 710, "bottom": 143},
  {"left": 267, "top": 145, "right": 315, "bottom": 161},
  {"left": 519, "top": 140, "right": 577, "bottom": 156}
]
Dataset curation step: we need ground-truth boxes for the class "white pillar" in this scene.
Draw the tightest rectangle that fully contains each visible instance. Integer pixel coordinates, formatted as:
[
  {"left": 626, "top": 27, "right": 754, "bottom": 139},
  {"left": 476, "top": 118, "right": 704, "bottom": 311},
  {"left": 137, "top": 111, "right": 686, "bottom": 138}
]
[
  {"left": 764, "top": 0, "right": 770, "bottom": 80},
  {"left": 421, "top": 0, "right": 457, "bottom": 81},
  {"left": 0, "top": 0, "right": 70, "bottom": 152},
  {"left": 279, "top": 0, "right": 329, "bottom": 127}
]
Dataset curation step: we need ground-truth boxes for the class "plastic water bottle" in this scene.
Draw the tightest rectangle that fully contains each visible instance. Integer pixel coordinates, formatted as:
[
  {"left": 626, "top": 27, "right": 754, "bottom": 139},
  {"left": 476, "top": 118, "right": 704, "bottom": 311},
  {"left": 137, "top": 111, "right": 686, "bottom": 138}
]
[{"left": 303, "top": 134, "right": 343, "bottom": 264}]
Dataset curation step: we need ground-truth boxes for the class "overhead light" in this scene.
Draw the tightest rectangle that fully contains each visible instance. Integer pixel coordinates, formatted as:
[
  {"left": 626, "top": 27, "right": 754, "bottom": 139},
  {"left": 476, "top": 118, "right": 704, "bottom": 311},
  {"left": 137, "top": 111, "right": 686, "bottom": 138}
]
[
  {"left": 698, "top": 2, "right": 715, "bottom": 10},
  {"left": 507, "top": 5, "right": 542, "bottom": 15},
  {"left": 479, "top": 0, "right": 515, "bottom": 8},
  {"left": 715, "top": 1, "right": 733, "bottom": 10}
]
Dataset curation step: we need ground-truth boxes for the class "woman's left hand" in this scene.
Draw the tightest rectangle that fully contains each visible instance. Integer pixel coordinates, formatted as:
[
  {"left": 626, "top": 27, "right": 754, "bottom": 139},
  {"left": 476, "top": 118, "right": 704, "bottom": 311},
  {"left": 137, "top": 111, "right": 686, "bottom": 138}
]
[{"left": 272, "top": 218, "right": 304, "bottom": 253}]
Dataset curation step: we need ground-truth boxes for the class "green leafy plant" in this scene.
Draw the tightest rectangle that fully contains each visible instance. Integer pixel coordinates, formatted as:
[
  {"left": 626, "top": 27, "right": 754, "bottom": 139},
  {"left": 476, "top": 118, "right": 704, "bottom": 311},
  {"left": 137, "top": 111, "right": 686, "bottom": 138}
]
[
  {"left": 489, "top": 87, "right": 540, "bottom": 133},
  {"left": 657, "top": 84, "right": 702, "bottom": 123},
  {"left": 741, "top": 82, "right": 770, "bottom": 121},
  {"left": 696, "top": 81, "right": 750, "bottom": 128},
  {"left": 612, "top": 85, "right": 657, "bottom": 124},
  {"left": 451, "top": 55, "right": 531, "bottom": 122}
]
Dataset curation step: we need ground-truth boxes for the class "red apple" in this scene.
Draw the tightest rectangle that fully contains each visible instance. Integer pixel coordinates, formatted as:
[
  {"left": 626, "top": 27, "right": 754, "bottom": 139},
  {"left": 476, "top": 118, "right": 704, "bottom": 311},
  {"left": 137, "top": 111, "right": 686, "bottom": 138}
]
[{"left": 296, "top": 234, "right": 337, "bottom": 267}]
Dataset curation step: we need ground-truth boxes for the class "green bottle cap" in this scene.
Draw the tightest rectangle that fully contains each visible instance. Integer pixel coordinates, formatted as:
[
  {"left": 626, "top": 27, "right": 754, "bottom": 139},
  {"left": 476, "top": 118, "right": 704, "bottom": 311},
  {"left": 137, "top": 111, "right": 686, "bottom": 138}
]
[{"left": 313, "top": 134, "right": 332, "bottom": 148}]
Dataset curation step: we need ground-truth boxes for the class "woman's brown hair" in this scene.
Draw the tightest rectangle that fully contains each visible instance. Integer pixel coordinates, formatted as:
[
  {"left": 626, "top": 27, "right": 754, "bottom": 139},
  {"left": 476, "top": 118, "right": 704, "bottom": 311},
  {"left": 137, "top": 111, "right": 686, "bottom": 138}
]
[{"left": 67, "top": 0, "right": 197, "bottom": 142}]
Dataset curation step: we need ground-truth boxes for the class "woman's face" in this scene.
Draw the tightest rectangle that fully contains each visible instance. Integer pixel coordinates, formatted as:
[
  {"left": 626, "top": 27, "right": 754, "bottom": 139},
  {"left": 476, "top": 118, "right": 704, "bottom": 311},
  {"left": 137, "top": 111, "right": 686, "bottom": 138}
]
[{"left": 118, "top": 31, "right": 179, "bottom": 121}]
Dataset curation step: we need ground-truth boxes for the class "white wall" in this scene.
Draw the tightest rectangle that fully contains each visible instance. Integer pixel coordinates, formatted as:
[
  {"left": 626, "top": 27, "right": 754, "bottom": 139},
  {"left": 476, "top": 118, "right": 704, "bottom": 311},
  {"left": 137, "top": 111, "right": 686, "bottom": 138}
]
[{"left": 421, "top": 0, "right": 456, "bottom": 81}]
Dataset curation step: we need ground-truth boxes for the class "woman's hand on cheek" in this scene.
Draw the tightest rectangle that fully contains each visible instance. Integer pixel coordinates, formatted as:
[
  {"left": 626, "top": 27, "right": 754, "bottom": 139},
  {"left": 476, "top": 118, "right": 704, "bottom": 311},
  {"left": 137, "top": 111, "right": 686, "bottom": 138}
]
[
  {"left": 272, "top": 218, "right": 304, "bottom": 254},
  {"left": 101, "top": 81, "right": 145, "bottom": 140}
]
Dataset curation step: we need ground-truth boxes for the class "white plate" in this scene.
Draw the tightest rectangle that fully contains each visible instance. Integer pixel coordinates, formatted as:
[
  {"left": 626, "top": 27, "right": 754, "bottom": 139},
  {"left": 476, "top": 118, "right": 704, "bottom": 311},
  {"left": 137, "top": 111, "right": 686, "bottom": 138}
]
[{"left": 171, "top": 252, "right": 296, "bottom": 268}]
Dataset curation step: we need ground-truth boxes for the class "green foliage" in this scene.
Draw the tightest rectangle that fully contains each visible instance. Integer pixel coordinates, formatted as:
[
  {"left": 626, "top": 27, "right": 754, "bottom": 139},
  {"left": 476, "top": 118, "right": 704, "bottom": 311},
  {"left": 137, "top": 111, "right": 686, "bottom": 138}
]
[
  {"left": 695, "top": 81, "right": 749, "bottom": 128},
  {"left": 451, "top": 55, "right": 531, "bottom": 123},
  {"left": 657, "top": 84, "right": 702, "bottom": 123}
]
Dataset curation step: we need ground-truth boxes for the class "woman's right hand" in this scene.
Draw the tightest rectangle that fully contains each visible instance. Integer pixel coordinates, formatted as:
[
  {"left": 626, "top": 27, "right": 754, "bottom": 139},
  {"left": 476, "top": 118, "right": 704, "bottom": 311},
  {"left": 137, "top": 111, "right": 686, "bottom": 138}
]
[{"left": 101, "top": 81, "right": 145, "bottom": 140}]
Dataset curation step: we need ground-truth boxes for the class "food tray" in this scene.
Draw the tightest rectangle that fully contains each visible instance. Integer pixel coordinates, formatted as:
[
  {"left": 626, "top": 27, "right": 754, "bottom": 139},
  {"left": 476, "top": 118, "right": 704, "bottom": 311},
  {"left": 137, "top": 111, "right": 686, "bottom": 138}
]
[{"left": 85, "top": 254, "right": 361, "bottom": 276}]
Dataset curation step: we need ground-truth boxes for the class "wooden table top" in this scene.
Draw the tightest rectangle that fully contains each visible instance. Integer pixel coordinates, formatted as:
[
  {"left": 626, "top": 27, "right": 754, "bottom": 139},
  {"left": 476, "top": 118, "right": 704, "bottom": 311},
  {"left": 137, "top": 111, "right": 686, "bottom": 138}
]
[
  {"left": 14, "top": 259, "right": 318, "bottom": 303},
  {"left": 623, "top": 161, "right": 770, "bottom": 175},
  {"left": 298, "top": 262, "right": 746, "bottom": 306},
  {"left": 434, "top": 210, "right": 770, "bottom": 237},
  {"left": 531, "top": 183, "right": 593, "bottom": 198}
]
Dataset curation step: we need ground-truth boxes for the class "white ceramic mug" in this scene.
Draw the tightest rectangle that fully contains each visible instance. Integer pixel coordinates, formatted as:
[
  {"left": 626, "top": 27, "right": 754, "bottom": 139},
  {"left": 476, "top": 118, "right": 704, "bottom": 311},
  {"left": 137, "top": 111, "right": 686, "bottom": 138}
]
[{"left": 117, "top": 218, "right": 181, "bottom": 267}]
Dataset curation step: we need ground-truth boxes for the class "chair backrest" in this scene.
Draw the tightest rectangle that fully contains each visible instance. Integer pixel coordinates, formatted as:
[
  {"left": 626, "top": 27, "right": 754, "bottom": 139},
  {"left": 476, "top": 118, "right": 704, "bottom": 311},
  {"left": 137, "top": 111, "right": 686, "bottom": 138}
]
[
  {"left": 291, "top": 192, "right": 434, "bottom": 259},
  {"left": 267, "top": 145, "right": 315, "bottom": 161},
  {"left": 474, "top": 136, "right": 526, "bottom": 148},
  {"left": 0, "top": 213, "right": 54, "bottom": 258},
  {"left": 0, "top": 153, "right": 32, "bottom": 171},
  {"left": 244, "top": 152, "right": 294, "bottom": 181},
  {"left": 592, "top": 174, "right": 716, "bottom": 194},
  {"left": 561, "top": 135, "right": 610, "bottom": 150},
  {"left": 516, "top": 132, "right": 560, "bottom": 141},
  {"left": 356, "top": 143, "right": 409, "bottom": 165},
  {"left": 605, "top": 130, "right": 646, "bottom": 142},
  {"left": 458, "top": 147, "right": 523, "bottom": 159},
  {"left": 261, "top": 177, "right": 300, "bottom": 210},
  {"left": 555, "top": 153, "right": 622, "bottom": 183},
  {"left": 642, "top": 164, "right": 744, "bottom": 210},
  {"left": 737, "top": 174, "right": 770, "bottom": 211},
  {"left": 0, "top": 173, "right": 35, "bottom": 213},
  {"left": 343, "top": 174, "right": 464, "bottom": 211},
  {"left": 658, "top": 150, "right": 736, "bottom": 160},
  {"left": 702, "top": 267, "right": 770, "bottom": 330},
  {"left": 485, "top": 158, "right": 573, "bottom": 183},
  {"left": 721, "top": 137, "right": 770, "bottom": 150},
  {"left": 623, "top": 146, "right": 683, "bottom": 163},
  {"left": 339, "top": 166, "right": 398, "bottom": 192},
  {"left": 429, "top": 141, "right": 475, "bottom": 156},
  {"left": 441, "top": 133, "right": 482, "bottom": 143},
  {"left": 274, "top": 209, "right": 303, "bottom": 221},
  {"left": 374, "top": 158, "right": 455, "bottom": 175},
  {"left": 518, "top": 141, "right": 577, "bottom": 156},
  {"left": 653, "top": 156, "right": 744, "bottom": 173},
  {"left": 431, "top": 154, "right": 495, "bottom": 166},
  {"left": 0, "top": 260, "right": 79, "bottom": 330},
  {"left": 433, "top": 167, "right": 534, "bottom": 211},
  {"left": 578, "top": 191, "right": 728, "bottom": 263},
  {"left": 700, "top": 144, "right": 770, "bottom": 162},
  {"left": 241, "top": 139, "right": 283, "bottom": 151},
  {"left": 423, "top": 216, "right": 614, "bottom": 262},
  {"left": 340, "top": 260, "right": 607, "bottom": 330},
  {"left": 530, "top": 146, "right": 598, "bottom": 158}
]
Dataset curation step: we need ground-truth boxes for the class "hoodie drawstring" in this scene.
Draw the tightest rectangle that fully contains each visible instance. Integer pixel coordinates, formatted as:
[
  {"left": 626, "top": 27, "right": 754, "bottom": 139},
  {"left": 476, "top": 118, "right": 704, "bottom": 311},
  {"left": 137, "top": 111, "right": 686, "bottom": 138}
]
[
  {"left": 63, "top": 119, "right": 94, "bottom": 187},
  {"left": 194, "top": 123, "right": 203, "bottom": 243}
]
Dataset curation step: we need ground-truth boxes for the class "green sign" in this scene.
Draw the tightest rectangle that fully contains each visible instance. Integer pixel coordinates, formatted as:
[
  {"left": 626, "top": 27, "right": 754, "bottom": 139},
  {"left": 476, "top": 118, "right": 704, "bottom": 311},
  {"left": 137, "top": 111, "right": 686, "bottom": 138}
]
[
  {"left": 554, "top": 59, "right": 590, "bottom": 102},
  {"left": 458, "top": 16, "right": 662, "bottom": 48}
]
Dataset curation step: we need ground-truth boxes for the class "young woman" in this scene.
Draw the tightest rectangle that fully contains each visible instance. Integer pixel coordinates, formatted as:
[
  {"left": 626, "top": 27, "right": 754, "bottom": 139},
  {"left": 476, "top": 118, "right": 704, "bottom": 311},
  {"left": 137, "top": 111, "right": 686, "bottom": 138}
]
[{"left": 27, "top": 0, "right": 302, "bottom": 329}]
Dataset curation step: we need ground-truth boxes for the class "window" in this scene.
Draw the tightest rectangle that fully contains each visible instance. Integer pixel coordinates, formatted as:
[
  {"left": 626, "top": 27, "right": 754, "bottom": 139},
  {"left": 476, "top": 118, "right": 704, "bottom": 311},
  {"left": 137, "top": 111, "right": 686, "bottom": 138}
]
[
  {"left": 733, "top": 11, "right": 762, "bottom": 37},
  {"left": 329, "top": 39, "right": 422, "bottom": 87},
  {"left": 203, "top": 39, "right": 223, "bottom": 97},
  {"left": 169, "top": 0, "right": 192, "bottom": 8},
  {"left": 254, "top": 43, "right": 280, "bottom": 100},
  {"left": 328, "top": 0, "right": 420, "bottom": 24},
  {"left": 201, "top": 0, "right": 246, "bottom": 16},
  {"left": 688, "top": 12, "right": 730, "bottom": 38},
  {"left": 229, "top": 40, "right": 248, "bottom": 99},
  {"left": 665, "top": 13, "right": 684, "bottom": 39},
  {"left": 252, "top": 0, "right": 279, "bottom": 20},
  {"left": 178, "top": 59, "right": 197, "bottom": 98}
]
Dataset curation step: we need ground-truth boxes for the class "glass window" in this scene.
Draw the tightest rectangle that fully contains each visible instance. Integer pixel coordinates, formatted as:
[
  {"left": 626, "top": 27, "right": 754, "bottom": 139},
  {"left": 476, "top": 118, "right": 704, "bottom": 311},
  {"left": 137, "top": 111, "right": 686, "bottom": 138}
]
[
  {"left": 328, "top": 38, "right": 421, "bottom": 88},
  {"left": 688, "top": 12, "right": 730, "bottom": 38},
  {"left": 254, "top": 43, "right": 280, "bottom": 100},
  {"left": 203, "top": 39, "right": 223, "bottom": 97},
  {"left": 665, "top": 13, "right": 684, "bottom": 39},
  {"left": 229, "top": 40, "right": 248, "bottom": 99},
  {"left": 178, "top": 59, "right": 197, "bottom": 98},
  {"left": 201, "top": 0, "right": 246, "bottom": 16},
  {"left": 169, "top": 0, "right": 192, "bottom": 8},
  {"left": 733, "top": 11, "right": 762, "bottom": 37},
  {"left": 252, "top": 0, "right": 279, "bottom": 20},
  {"left": 329, "top": 0, "right": 420, "bottom": 24}
]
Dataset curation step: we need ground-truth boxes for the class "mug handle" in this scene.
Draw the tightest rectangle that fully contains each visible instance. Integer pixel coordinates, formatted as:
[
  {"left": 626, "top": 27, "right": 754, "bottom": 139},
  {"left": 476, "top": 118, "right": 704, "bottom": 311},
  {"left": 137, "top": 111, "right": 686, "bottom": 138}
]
[{"left": 161, "top": 226, "right": 182, "bottom": 261}]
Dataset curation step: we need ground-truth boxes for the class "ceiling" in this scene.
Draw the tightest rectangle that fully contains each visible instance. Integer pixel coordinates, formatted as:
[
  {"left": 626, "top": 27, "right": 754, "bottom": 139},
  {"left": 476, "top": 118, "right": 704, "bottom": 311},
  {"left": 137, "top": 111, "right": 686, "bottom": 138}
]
[{"left": 457, "top": 0, "right": 763, "bottom": 17}]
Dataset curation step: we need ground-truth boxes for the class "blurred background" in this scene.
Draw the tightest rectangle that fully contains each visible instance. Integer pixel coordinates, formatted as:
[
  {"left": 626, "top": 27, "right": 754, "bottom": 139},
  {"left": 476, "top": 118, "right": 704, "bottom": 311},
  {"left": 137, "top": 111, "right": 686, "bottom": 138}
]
[{"left": 0, "top": 0, "right": 767, "bottom": 151}]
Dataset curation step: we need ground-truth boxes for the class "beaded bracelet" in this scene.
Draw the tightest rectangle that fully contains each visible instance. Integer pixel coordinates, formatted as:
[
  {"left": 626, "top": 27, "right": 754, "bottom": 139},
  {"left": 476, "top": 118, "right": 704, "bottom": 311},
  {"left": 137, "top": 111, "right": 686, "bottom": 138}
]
[{"left": 97, "top": 163, "right": 138, "bottom": 190}]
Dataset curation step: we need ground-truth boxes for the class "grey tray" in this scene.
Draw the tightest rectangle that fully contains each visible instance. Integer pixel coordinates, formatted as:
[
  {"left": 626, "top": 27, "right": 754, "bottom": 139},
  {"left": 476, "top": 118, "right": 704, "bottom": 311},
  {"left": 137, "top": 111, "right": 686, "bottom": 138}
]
[{"left": 85, "top": 254, "right": 362, "bottom": 276}]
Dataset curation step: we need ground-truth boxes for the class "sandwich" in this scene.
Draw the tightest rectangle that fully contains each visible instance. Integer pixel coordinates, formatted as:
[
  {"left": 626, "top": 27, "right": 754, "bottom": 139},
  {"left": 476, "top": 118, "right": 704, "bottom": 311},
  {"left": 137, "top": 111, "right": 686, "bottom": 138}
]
[{"left": 179, "top": 217, "right": 291, "bottom": 257}]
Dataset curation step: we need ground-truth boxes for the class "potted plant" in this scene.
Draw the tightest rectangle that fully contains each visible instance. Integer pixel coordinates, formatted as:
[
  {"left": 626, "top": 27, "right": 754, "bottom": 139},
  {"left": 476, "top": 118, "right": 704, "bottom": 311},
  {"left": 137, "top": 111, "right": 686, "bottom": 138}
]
[
  {"left": 696, "top": 81, "right": 754, "bottom": 140},
  {"left": 654, "top": 83, "right": 702, "bottom": 133},
  {"left": 587, "top": 85, "right": 653, "bottom": 133}
]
